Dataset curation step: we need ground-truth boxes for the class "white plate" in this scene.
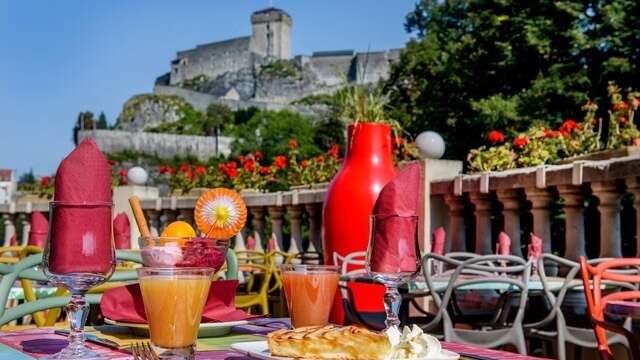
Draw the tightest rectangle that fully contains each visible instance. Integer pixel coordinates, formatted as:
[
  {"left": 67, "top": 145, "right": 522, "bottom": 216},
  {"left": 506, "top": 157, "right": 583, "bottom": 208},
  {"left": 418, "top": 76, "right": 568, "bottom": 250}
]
[
  {"left": 231, "top": 340, "right": 460, "bottom": 360},
  {"left": 103, "top": 318, "right": 248, "bottom": 337}
]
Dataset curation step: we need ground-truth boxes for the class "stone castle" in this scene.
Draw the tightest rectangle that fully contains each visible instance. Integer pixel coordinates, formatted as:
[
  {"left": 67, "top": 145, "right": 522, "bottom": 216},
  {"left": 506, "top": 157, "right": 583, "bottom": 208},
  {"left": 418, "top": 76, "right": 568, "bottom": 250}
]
[{"left": 89, "top": 7, "right": 401, "bottom": 157}]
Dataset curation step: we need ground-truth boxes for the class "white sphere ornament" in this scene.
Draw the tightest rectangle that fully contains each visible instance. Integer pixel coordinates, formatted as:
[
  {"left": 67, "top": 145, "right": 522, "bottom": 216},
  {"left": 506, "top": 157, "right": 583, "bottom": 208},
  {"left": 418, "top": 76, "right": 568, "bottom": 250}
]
[
  {"left": 416, "top": 131, "right": 445, "bottom": 159},
  {"left": 127, "top": 166, "right": 148, "bottom": 185}
]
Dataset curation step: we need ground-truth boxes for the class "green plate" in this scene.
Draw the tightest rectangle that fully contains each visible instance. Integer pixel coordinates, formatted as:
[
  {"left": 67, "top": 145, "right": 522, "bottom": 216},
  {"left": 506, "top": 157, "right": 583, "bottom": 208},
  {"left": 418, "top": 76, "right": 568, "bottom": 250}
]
[{"left": 103, "top": 318, "right": 248, "bottom": 338}]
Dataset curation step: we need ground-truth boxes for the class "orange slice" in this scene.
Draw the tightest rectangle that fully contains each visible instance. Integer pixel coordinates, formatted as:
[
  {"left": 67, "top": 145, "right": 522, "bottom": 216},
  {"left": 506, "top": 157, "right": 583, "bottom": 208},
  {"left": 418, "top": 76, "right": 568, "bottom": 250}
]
[{"left": 194, "top": 188, "right": 247, "bottom": 239}]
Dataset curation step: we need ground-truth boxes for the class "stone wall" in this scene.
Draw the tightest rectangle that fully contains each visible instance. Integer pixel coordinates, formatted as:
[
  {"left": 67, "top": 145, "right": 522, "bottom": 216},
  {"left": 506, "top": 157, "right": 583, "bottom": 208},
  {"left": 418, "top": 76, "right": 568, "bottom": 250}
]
[{"left": 78, "top": 130, "right": 232, "bottom": 160}]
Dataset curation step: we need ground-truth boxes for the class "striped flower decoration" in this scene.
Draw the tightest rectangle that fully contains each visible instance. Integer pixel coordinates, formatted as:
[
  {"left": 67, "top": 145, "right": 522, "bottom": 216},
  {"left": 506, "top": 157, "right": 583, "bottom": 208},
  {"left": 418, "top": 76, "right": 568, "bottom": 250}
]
[{"left": 195, "top": 188, "right": 247, "bottom": 239}]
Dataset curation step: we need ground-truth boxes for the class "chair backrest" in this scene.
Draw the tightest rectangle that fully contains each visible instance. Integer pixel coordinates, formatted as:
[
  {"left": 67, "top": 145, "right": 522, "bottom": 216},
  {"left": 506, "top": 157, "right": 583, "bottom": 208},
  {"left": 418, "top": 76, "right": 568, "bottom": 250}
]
[
  {"left": 580, "top": 257, "right": 640, "bottom": 360},
  {"left": 422, "top": 253, "right": 532, "bottom": 332},
  {"left": 237, "top": 262, "right": 273, "bottom": 295},
  {"left": 236, "top": 250, "right": 270, "bottom": 265}
]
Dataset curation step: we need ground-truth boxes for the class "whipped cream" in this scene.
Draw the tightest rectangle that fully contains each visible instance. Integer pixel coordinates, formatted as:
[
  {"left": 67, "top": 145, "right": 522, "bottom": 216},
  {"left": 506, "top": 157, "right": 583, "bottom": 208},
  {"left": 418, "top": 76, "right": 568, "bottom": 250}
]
[
  {"left": 385, "top": 325, "right": 441, "bottom": 359},
  {"left": 141, "top": 244, "right": 183, "bottom": 267}
]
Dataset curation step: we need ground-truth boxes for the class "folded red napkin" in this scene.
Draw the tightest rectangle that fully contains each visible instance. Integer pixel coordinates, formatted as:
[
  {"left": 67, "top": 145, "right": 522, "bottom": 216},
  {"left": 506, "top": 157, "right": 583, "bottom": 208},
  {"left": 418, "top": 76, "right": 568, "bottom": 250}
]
[
  {"left": 528, "top": 233, "right": 543, "bottom": 261},
  {"left": 28, "top": 211, "right": 49, "bottom": 248},
  {"left": 370, "top": 162, "right": 422, "bottom": 273},
  {"left": 49, "top": 138, "right": 113, "bottom": 274},
  {"left": 100, "top": 280, "right": 258, "bottom": 324},
  {"left": 113, "top": 212, "right": 131, "bottom": 249},
  {"left": 9, "top": 233, "right": 17, "bottom": 246},
  {"left": 497, "top": 231, "right": 511, "bottom": 255},
  {"left": 432, "top": 227, "right": 445, "bottom": 255}
]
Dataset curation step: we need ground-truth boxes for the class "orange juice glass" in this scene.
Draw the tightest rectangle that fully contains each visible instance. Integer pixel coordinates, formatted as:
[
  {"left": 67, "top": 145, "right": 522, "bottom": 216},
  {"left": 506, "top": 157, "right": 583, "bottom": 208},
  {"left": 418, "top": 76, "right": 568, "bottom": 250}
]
[
  {"left": 137, "top": 267, "right": 214, "bottom": 359},
  {"left": 281, "top": 264, "right": 340, "bottom": 328}
]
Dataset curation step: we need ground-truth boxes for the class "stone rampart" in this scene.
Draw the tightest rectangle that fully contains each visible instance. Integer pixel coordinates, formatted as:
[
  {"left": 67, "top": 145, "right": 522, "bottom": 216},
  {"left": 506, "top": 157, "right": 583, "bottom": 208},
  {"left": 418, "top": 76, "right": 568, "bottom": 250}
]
[{"left": 78, "top": 130, "right": 232, "bottom": 160}]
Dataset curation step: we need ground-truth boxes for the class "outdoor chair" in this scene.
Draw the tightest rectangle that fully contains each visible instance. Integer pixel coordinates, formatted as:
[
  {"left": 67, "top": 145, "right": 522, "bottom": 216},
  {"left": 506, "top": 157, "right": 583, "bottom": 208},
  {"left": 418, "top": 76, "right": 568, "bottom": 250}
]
[
  {"left": 235, "top": 262, "right": 272, "bottom": 315},
  {"left": 526, "top": 254, "right": 635, "bottom": 360},
  {"left": 579, "top": 257, "right": 640, "bottom": 360},
  {"left": 421, "top": 253, "right": 533, "bottom": 354},
  {"left": 334, "top": 251, "right": 386, "bottom": 329}
]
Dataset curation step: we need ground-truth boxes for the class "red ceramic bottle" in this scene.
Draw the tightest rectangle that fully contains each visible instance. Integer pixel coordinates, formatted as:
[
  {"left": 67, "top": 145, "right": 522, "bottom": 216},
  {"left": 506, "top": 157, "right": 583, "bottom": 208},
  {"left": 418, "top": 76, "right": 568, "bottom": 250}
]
[{"left": 322, "top": 123, "right": 397, "bottom": 324}]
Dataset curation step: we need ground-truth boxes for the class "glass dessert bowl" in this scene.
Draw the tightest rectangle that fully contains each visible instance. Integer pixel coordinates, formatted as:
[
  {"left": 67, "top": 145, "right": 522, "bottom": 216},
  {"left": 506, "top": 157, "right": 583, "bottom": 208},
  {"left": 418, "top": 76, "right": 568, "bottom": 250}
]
[{"left": 139, "top": 236, "right": 229, "bottom": 272}]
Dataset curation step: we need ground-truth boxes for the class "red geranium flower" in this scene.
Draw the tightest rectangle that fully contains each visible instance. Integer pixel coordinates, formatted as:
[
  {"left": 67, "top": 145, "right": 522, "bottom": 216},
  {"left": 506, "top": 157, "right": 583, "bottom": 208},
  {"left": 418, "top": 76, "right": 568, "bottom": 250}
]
[
  {"left": 108, "top": 160, "right": 117, "bottom": 167},
  {"left": 513, "top": 135, "right": 529, "bottom": 149},
  {"left": 559, "top": 119, "right": 578, "bottom": 134},
  {"left": 226, "top": 168, "right": 238, "bottom": 179},
  {"left": 487, "top": 130, "right": 505, "bottom": 144},
  {"left": 543, "top": 129, "right": 559, "bottom": 138},
  {"left": 180, "top": 163, "right": 190, "bottom": 173},
  {"left": 39, "top": 176, "right": 50, "bottom": 188},
  {"left": 226, "top": 161, "right": 237, "bottom": 169},
  {"left": 260, "top": 166, "right": 270, "bottom": 175},
  {"left": 300, "top": 160, "right": 309, "bottom": 169},
  {"left": 288, "top": 139, "right": 298, "bottom": 149},
  {"left": 392, "top": 136, "right": 404, "bottom": 148},
  {"left": 328, "top": 144, "right": 339, "bottom": 158},
  {"left": 316, "top": 155, "right": 325, "bottom": 164},
  {"left": 254, "top": 151, "right": 263, "bottom": 160},
  {"left": 273, "top": 155, "right": 287, "bottom": 170},
  {"left": 620, "top": 116, "right": 628, "bottom": 125},
  {"left": 243, "top": 159, "right": 256, "bottom": 172},
  {"left": 195, "top": 166, "right": 206, "bottom": 175},
  {"left": 613, "top": 101, "right": 629, "bottom": 111},
  {"left": 118, "top": 169, "right": 128, "bottom": 177}
]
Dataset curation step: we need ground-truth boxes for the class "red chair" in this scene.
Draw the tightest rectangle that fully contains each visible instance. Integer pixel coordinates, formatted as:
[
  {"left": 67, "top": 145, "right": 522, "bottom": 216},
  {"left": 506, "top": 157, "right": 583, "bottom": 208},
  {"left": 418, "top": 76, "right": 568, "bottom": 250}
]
[{"left": 579, "top": 256, "right": 640, "bottom": 360}]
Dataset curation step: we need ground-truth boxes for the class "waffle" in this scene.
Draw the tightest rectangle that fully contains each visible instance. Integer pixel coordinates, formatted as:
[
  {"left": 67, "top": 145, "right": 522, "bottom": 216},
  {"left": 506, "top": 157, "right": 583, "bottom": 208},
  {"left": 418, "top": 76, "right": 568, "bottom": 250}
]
[{"left": 267, "top": 325, "right": 390, "bottom": 359}]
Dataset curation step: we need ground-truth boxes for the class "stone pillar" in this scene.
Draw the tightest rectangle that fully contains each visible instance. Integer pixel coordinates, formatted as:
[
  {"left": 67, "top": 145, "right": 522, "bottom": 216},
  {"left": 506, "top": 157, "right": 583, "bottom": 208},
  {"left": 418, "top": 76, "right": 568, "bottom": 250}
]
[
  {"left": 145, "top": 209, "right": 161, "bottom": 237},
  {"left": 250, "top": 207, "right": 265, "bottom": 252},
  {"left": 557, "top": 185, "right": 586, "bottom": 260},
  {"left": 18, "top": 213, "right": 30, "bottom": 246},
  {"left": 627, "top": 178, "right": 640, "bottom": 257},
  {"left": 496, "top": 189, "right": 522, "bottom": 256},
  {"left": 287, "top": 205, "right": 303, "bottom": 254},
  {"left": 267, "top": 206, "right": 284, "bottom": 251},
  {"left": 592, "top": 181, "right": 622, "bottom": 258},
  {"left": 468, "top": 192, "right": 493, "bottom": 254},
  {"left": 305, "top": 203, "right": 322, "bottom": 254},
  {"left": 444, "top": 193, "right": 466, "bottom": 252},
  {"left": 234, "top": 232, "right": 246, "bottom": 251},
  {"left": 525, "top": 188, "right": 553, "bottom": 253},
  {"left": 2, "top": 214, "right": 16, "bottom": 247}
]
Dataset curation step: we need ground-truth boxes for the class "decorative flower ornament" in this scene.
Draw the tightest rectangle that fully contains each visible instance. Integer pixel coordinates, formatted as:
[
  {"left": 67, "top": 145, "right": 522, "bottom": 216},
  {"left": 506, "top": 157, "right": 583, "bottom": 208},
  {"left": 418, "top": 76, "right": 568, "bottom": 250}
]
[{"left": 195, "top": 188, "right": 247, "bottom": 239}]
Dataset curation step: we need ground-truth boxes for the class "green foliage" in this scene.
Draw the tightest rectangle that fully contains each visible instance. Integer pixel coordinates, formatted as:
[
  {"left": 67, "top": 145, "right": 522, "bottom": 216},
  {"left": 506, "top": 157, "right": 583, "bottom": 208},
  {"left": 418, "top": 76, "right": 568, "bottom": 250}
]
[
  {"left": 290, "top": 93, "right": 335, "bottom": 106},
  {"left": 231, "top": 110, "right": 321, "bottom": 160},
  {"left": 18, "top": 169, "right": 36, "bottom": 185},
  {"left": 259, "top": 60, "right": 299, "bottom": 79},
  {"left": 179, "top": 75, "right": 209, "bottom": 91},
  {"left": 334, "top": 84, "right": 390, "bottom": 124},
  {"left": 119, "top": 94, "right": 190, "bottom": 127},
  {"left": 386, "top": 0, "right": 640, "bottom": 160},
  {"left": 96, "top": 112, "right": 108, "bottom": 129}
]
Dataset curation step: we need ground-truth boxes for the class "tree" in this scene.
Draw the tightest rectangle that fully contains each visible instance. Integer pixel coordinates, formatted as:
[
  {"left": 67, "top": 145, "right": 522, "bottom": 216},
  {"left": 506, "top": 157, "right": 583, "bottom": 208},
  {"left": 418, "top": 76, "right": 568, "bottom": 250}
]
[
  {"left": 72, "top": 111, "right": 96, "bottom": 144},
  {"left": 96, "top": 112, "right": 108, "bottom": 129},
  {"left": 18, "top": 169, "right": 36, "bottom": 185},
  {"left": 231, "top": 110, "right": 321, "bottom": 160},
  {"left": 386, "top": 0, "right": 640, "bottom": 160},
  {"left": 204, "top": 103, "right": 233, "bottom": 156}
]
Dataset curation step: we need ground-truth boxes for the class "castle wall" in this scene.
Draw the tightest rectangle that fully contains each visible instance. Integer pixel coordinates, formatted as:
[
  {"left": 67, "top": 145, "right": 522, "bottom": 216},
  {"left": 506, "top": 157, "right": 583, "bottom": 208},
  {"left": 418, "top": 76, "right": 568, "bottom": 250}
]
[
  {"left": 354, "top": 52, "right": 392, "bottom": 84},
  {"left": 305, "top": 55, "right": 353, "bottom": 86},
  {"left": 170, "top": 37, "right": 254, "bottom": 85},
  {"left": 78, "top": 129, "right": 232, "bottom": 160}
]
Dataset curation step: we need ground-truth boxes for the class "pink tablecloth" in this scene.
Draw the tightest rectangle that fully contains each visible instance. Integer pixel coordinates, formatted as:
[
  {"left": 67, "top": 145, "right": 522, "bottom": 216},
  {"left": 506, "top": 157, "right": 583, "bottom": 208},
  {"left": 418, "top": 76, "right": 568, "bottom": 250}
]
[{"left": 0, "top": 321, "right": 548, "bottom": 360}]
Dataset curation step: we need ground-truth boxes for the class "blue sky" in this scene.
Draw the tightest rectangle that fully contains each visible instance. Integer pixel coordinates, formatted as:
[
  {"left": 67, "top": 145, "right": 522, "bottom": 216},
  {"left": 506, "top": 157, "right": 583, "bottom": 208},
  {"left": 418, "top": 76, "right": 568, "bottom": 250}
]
[{"left": 0, "top": 0, "right": 416, "bottom": 177}]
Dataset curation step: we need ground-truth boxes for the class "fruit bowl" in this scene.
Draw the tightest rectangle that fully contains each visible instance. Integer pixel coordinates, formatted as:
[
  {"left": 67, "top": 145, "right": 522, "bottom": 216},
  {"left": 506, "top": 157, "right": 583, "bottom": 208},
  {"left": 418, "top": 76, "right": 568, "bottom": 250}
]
[{"left": 139, "top": 236, "right": 229, "bottom": 272}]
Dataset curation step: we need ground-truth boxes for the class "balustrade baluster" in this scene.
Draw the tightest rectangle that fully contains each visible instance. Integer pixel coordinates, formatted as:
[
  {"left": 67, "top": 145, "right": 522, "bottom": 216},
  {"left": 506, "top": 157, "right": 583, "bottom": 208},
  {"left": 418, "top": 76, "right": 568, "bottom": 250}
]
[
  {"left": 267, "top": 206, "right": 284, "bottom": 252},
  {"left": 250, "top": 206, "right": 265, "bottom": 252},
  {"left": 145, "top": 209, "right": 161, "bottom": 236},
  {"left": 18, "top": 213, "right": 29, "bottom": 246},
  {"left": 469, "top": 192, "right": 492, "bottom": 254},
  {"left": 287, "top": 205, "right": 302, "bottom": 254},
  {"left": 627, "top": 178, "right": 640, "bottom": 257},
  {"left": 444, "top": 193, "right": 466, "bottom": 252},
  {"left": 557, "top": 184, "right": 586, "bottom": 260},
  {"left": 2, "top": 214, "right": 16, "bottom": 247},
  {"left": 592, "top": 180, "right": 623, "bottom": 258},
  {"left": 525, "top": 187, "right": 553, "bottom": 253},
  {"left": 305, "top": 203, "right": 321, "bottom": 254},
  {"left": 496, "top": 189, "right": 522, "bottom": 256}
]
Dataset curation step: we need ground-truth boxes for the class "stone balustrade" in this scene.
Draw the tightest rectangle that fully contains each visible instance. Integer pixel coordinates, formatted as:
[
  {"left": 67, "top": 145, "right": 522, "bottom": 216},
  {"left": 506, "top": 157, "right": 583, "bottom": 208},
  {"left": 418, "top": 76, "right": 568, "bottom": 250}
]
[{"left": 2, "top": 155, "right": 640, "bottom": 261}]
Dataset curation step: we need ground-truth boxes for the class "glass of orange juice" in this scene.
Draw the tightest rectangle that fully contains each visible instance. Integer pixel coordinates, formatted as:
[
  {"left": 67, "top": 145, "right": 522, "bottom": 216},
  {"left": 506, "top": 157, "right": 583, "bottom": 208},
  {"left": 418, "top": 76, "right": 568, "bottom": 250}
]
[
  {"left": 137, "top": 267, "right": 214, "bottom": 359},
  {"left": 281, "top": 264, "right": 340, "bottom": 328}
]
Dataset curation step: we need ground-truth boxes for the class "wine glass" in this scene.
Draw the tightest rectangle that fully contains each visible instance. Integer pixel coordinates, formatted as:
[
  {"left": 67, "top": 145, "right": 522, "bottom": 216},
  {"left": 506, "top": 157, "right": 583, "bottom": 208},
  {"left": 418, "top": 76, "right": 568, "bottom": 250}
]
[
  {"left": 43, "top": 201, "right": 116, "bottom": 360},
  {"left": 365, "top": 214, "right": 421, "bottom": 329}
]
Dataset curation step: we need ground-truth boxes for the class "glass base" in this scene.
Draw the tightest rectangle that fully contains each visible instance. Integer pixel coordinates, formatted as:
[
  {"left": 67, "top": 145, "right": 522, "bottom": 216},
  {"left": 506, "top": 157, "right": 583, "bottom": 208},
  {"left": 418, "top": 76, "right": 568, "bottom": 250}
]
[
  {"left": 44, "top": 344, "right": 109, "bottom": 360},
  {"left": 151, "top": 343, "right": 195, "bottom": 360}
]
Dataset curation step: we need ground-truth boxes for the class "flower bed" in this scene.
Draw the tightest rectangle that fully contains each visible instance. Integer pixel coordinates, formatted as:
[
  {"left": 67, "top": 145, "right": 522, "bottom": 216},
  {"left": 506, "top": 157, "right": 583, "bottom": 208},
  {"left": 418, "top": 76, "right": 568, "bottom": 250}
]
[{"left": 468, "top": 84, "right": 640, "bottom": 172}]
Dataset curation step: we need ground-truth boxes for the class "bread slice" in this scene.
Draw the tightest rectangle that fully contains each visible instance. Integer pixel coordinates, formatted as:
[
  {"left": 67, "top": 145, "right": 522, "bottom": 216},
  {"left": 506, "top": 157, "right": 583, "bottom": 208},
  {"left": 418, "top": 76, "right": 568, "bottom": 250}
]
[{"left": 267, "top": 325, "right": 391, "bottom": 359}]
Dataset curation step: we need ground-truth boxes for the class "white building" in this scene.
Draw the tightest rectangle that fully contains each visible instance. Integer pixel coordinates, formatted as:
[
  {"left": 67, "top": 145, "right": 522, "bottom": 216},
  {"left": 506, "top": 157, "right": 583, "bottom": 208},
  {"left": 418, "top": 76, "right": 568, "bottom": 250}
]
[{"left": 0, "top": 169, "right": 17, "bottom": 204}]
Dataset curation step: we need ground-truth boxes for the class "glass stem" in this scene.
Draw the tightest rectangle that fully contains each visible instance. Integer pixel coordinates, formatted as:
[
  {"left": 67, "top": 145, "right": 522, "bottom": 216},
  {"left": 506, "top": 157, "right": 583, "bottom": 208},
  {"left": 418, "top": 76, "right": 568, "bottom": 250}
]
[
  {"left": 383, "top": 285, "right": 401, "bottom": 329},
  {"left": 66, "top": 294, "right": 89, "bottom": 350}
]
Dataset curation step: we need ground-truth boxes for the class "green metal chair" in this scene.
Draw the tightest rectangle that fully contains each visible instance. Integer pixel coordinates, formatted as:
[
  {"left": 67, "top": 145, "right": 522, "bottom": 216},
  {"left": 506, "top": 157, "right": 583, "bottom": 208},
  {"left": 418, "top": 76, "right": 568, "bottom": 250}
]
[{"left": 0, "top": 249, "right": 238, "bottom": 327}]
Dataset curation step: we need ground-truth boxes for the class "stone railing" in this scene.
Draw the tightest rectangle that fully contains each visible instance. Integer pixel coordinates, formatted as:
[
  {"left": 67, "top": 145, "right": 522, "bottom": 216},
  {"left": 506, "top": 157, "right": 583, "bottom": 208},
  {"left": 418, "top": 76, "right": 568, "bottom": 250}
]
[{"left": 2, "top": 155, "right": 640, "bottom": 260}]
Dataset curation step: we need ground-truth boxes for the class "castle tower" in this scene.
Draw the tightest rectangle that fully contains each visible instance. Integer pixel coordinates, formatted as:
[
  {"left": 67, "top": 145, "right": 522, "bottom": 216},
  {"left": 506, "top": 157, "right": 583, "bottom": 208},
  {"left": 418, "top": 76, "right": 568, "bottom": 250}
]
[{"left": 250, "top": 8, "right": 292, "bottom": 59}]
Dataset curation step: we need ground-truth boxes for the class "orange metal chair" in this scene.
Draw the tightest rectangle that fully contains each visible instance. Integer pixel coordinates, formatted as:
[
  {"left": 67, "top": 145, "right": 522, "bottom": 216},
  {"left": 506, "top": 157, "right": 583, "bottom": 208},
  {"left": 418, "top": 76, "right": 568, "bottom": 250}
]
[{"left": 579, "top": 256, "right": 640, "bottom": 360}]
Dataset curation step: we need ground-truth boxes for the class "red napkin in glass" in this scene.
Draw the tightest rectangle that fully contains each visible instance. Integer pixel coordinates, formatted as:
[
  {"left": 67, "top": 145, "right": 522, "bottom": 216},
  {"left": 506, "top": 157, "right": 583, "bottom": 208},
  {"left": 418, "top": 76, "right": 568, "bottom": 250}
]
[
  {"left": 246, "top": 236, "right": 256, "bottom": 250},
  {"left": 267, "top": 235, "right": 276, "bottom": 251},
  {"left": 9, "top": 233, "right": 17, "bottom": 246},
  {"left": 497, "top": 231, "right": 511, "bottom": 255},
  {"left": 528, "top": 233, "right": 543, "bottom": 261},
  {"left": 100, "top": 280, "right": 258, "bottom": 323},
  {"left": 432, "top": 227, "right": 445, "bottom": 255},
  {"left": 113, "top": 212, "right": 131, "bottom": 249},
  {"left": 48, "top": 138, "right": 113, "bottom": 274},
  {"left": 28, "top": 211, "right": 49, "bottom": 248},
  {"left": 370, "top": 162, "right": 422, "bottom": 273}
]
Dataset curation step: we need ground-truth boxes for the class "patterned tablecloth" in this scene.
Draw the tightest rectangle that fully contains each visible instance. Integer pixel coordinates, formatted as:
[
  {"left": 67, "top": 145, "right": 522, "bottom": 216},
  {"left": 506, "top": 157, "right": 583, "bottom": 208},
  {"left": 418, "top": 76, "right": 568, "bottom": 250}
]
[{"left": 0, "top": 319, "right": 548, "bottom": 360}]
